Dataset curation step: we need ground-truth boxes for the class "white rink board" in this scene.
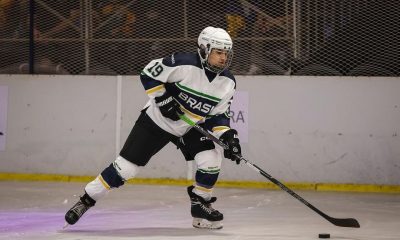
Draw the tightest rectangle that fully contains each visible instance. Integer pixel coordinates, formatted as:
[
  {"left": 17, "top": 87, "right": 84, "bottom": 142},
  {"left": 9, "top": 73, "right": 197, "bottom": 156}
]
[
  {"left": 0, "top": 86, "right": 7, "bottom": 151},
  {"left": 0, "top": 75, "right": 399, "bottom": 185}
]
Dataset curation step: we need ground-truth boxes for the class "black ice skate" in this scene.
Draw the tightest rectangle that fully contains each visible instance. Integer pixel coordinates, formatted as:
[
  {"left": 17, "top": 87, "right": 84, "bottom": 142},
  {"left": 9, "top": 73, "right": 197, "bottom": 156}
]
[
  {"left": 64, "top": 192, "right": 96, "bottom": 226},
  {"left": 187, "top": 185, "right": 223, "bottom": 229}
]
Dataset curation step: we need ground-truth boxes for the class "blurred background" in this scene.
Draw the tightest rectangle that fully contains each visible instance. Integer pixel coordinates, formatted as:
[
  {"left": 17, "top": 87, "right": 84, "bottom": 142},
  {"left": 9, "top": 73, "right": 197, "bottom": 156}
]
[{"left": 1, "top": 0, "right": 399, "bottom": 76}]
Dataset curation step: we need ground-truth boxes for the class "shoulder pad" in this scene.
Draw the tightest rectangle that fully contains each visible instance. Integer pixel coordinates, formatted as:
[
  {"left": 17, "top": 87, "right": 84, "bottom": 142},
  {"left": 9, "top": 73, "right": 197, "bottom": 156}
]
[
  {"left": 220, "top": 69, "right": 236, "bottom": 84},
  {"left": 162, "top": 52, "right": 202, "bottom": 68}
]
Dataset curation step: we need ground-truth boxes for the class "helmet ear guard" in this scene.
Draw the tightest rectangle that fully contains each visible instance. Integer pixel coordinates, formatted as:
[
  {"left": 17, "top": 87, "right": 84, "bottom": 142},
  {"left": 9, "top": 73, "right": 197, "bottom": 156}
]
[{"left": 198, "top": 43, "right": 209, "bottom": 59}]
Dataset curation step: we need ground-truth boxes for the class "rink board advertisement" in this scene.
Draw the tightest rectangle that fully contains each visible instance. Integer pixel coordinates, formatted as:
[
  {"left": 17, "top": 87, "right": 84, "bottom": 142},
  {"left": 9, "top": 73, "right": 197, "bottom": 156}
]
[
  {"left": 0, "top": 86, "right": 7, "bottom": 151},
  {"left": 230, "top": 91, "right": 248, "bottom": 143}
]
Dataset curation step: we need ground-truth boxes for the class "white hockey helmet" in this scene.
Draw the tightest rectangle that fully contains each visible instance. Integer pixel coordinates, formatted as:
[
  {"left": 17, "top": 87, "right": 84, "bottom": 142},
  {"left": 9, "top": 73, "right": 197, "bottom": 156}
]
[{"left": 197, "top": 26, "right": 233, "bottom": 73}]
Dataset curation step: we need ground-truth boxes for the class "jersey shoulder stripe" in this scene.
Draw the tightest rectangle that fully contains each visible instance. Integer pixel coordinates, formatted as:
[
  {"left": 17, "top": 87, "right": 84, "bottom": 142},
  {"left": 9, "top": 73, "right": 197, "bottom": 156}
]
[
  {"left": 140, "top": 72, "right": 166, "bottom": 96},
  {"left": 162, "top": 52, "right": 202, "bottom": 69}
]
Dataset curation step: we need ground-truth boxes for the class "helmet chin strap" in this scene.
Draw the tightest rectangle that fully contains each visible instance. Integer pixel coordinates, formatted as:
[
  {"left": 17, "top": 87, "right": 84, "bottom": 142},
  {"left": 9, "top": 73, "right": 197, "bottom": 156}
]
[
  {"left": 204, "top": 60, "right": 224, "bottom": 73},
  {"left": 202, "top": 53, "right": 222, "bottom": 73}
]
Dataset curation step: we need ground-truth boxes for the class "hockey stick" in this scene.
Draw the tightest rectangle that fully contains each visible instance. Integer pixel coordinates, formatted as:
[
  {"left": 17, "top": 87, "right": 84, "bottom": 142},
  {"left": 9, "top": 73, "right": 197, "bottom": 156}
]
[{"left": 179, "top": 115, "right": 360, "bottom": 228}]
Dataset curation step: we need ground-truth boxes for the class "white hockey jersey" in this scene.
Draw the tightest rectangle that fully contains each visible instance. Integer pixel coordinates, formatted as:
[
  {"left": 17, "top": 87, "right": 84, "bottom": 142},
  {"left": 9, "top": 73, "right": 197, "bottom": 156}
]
[{"left": 140, "top": 52, "right": 236, "bottom": 137}]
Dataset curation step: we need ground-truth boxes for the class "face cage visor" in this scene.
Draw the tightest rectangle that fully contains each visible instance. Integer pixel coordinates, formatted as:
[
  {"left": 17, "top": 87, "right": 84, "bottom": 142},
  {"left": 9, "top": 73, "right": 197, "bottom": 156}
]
[{"left": 205, "top": 48, "right": 234, "bottom": 74}]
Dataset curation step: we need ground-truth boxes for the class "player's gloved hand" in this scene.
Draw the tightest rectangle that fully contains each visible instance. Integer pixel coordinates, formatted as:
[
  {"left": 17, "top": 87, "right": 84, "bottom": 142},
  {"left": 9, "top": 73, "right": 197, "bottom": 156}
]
[
  {"left": 219, "top": 129, "right": 242, "bottom": 164},
  {"left": 155, "top": 92, "right": 183, "bottom": 121}
]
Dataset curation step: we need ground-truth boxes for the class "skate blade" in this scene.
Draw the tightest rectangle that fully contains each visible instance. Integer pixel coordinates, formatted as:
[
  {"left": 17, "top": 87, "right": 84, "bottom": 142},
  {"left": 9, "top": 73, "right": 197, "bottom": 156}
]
[
  {"left": 192, "top": 218, "right": 223, "bottom": 229},
  {"left": 63, "top": 222, "right": 70, "bottom": 229}
]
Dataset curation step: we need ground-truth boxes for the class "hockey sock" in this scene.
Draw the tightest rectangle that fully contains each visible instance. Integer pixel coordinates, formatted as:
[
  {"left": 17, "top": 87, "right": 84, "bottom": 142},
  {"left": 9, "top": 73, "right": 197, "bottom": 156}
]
[
  {"left": 192, "top": 184, "right": 213, "bottom": 201},
  {"left": 101, "top": 163, "right": 125, "bottom": 188},
  {"left": 195, "top": 169, "right": 219, "bottom": 186},
  {"left": 193, "top": 169, "right": 220, "bottom": 200},
  {"left": 85, "top": 163, "right": 124, "bottom": 201},
  {"left": 84, "top": 174, "right": 111, "bottom": 201}
]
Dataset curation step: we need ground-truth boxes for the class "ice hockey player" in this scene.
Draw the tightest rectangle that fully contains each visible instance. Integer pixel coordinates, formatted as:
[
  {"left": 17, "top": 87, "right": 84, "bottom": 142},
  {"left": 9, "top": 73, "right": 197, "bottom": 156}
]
[{"left": 65, "top": 26, "right": 242, "bottom": 230}]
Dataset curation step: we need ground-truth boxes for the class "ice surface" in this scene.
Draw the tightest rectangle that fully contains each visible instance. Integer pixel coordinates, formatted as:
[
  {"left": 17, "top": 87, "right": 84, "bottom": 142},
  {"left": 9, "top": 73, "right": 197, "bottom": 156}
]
[{"left": 0, "top": 181, "right": 399, "bottom": 240}]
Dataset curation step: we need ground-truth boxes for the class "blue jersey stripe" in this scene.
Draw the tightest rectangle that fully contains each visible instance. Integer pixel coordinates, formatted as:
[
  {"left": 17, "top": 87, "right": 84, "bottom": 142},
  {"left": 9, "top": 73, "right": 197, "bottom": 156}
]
[
  {"left": 140, "top": 73, "right": 163, "bottom": 91},
  {"left": 204, "top": 114, "right": 230, "bottom": 132},
  {"left": 165, "top": 83, "right": 220, "bottom": 117}
]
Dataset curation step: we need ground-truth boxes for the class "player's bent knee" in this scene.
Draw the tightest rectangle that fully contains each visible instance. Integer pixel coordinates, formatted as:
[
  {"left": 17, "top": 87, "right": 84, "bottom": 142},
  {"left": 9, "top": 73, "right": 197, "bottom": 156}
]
[
  {"left": 113, "top": 156, "right": 140, "bottom": 181},
  {"left": 195, "top": 149, "right": 222, "bottom": 170},
  {"left": 194, "top": 150, "right": 222, "bottom": 187},
  {"left": 99, "top": 156, "right": 140, "bottom": 189}
]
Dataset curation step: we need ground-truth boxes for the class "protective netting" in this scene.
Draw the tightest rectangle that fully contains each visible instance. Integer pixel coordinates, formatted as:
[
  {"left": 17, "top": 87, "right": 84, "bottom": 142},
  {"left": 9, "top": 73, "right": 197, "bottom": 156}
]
[{"left": 0, "top": 0, "right": 399, "bottom": 76}]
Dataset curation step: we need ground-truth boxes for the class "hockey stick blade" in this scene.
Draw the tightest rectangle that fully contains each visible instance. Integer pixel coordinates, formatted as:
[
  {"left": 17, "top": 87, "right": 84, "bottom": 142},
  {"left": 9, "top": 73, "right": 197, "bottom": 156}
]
[
  {"left": 325, "top": 216, "right": 360, "bottom": 228},
  {"left": 179, "top": 115, "right": 360, "bottom": 228},
  {"left": 248, "top": 158, "right": 360, "bottom": 228}
]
